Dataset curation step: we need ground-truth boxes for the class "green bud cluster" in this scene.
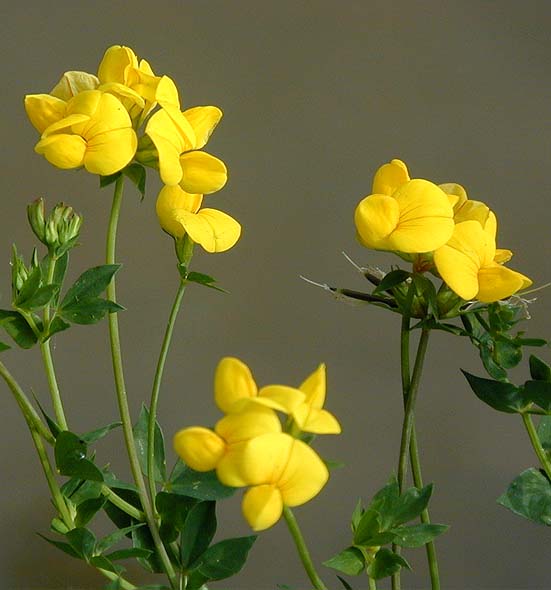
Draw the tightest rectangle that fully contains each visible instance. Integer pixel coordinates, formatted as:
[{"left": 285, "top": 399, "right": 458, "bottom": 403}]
[{"left": 27, "top": 198, "right": 82, "bottom": 256}]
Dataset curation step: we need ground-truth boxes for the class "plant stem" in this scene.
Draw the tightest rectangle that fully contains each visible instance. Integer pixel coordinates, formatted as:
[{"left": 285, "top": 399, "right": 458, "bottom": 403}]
[
  {"left": 105, "top": 176, "right": 178, "bottom": 590},
  {"left": 40, "top": 255, "right": 68, "bottom": 431},
  {"left": 283, "top": 506, "right": 327, "bottom": 590},
  {"left": 101, "top": 484, "right": 145, "bottom": 521},
  {"left": 368, "top": 575, "right": 377, "bottom": 590},
  {"left": 521, "top": 413, "right": 551, "bottom": 480},
  {"left": 0, "top": 359, "right": 54, "bottom": 444},
  {"left": 98, "top": 568, "right": 137, "bottom": 590},
  {"left": 147, "top": 278, "right": 188, "bottom": 504}
]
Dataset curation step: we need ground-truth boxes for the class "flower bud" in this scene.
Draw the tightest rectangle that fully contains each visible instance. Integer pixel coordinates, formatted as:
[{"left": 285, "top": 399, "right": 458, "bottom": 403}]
[
  {"left": 27, "top": 198, "right": 46, "bottom": 243},
  {"left": 43, "top": 202, "right": 83, "bottom": 255}
]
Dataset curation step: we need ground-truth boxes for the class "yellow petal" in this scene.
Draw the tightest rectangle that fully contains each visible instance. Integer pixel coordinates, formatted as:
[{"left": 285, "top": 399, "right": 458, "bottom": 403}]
[
  {"left": 299, "top": 363, "right": 326, "bottom": 409},
  {"left": 440, "top": 183, "right": 467, "bottom": 209},
  {"left": 179, "top": 151, "right": 228, "bottom": 195},
  {"left": 173, "top": 427, "right": 225, "bottom": 472},
  {"left": 372, "top": 159, "right": 410, "bottom": 195},
  {"left": 215, "top": 406, "right": 281, "bottom": 444},
  {"left": 24, "top": 94, "right": 67, "bottom": 133},
  {"left": 453, "top": 198, "right": 490, "bottom": 226},
  {"left": 180, "top": 208, "right": 241, "bottom": 253},
  {"left": 433, "top": 221, "right": 485, "bottom": 300},
  {"left": 391, "top": 179, "right": 454, "bottom": 252},
  {"left": 477, "top": 264, "right": 532, "bottom": 303},
  {"left": 257, "top": 385, "right": 306, "bottom": 414},
  {"left": 50, "top": 71, "right": 99, "bottom": 100},
  {"left": 34, "top": 134, "right": 87, "bottom": 169},
  {"left": 84, "top": 128, "right": 137, "bottom": 175},
  {"left": 494, "top": 248, "right": 513, "bottom": 264},
  {"left": 41, "top": 113, "right": 90, "bottom": 137},
  {"left": 99, "top": 82, "right": 146, "bottom": 110},
  {"left": 156, "top": 185, "right": 203, "bottom": 237},
  {"left": 242, "top": 485, "right": 283, "bottom": 530},
  {"left": 183, "top": 106, "right": 223, "bottom": 149},
  {"left": 79, "top": 93, "right": 134, "bottom": 139},
  {"left": 354, "top": 194, "right": 400, "bottom": 250},
  {"left": 293, "top": 406, "right": 341, "bottom": 434},
  {"left": 277, "top": 438, "right": 329, "bottom": 506},
  {"left": 156, "top": 75, "right": 181, "bottom": 108},
  {"left": 98, "top": 45, "right": 138, "bottom": 84},
  {"left": 214, "top": 357, "right": 258, "bottom": 413}
]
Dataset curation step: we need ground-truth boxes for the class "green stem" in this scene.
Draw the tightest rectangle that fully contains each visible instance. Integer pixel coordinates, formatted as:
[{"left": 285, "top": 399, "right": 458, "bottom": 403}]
[
  {"left": 98, "top": 568, "right": 137, "bottom": 590},
  {"left": 0, "top": 359, "right": 55, "bottom": 444},
  {"left": 40, "top": 255, "right": 68, "bottom": 431},
  {"left": 521, "top": 413, "right": 551, "bottom": 480},
  {"left": 283, "top": 506, "right": 327, "bottom": 590},
  {"left": 147, "top": 278, "right": 188, "bottom": 504},
  {"left": 368, "top": 575, "right": 377, "bottom": 590},
  {"left": 101, "top": 484, "right": 145, "bottom": 521},
  {"left": 105, "top": 176, "right": 178, "bottom": 590}
]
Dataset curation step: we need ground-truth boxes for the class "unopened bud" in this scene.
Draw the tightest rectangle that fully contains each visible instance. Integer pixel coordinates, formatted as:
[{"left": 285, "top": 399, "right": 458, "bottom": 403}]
[
  {"left": 44, "top": 202, "right": 83, "bottom": 254},
  {"left": 27, "top": 198, "right": 46, "bottom": 242}
]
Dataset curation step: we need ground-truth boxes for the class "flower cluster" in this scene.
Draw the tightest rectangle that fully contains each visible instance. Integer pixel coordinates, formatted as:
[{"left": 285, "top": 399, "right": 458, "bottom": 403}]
[
  {"left": 24, "top": 45, "right": 239, "bottom": 253},
  {"left": 173, "top": 357, "right": 340, "bottom": 531},
  {"left": 354, "top": 159, "right": 531, "bottom": 303}
]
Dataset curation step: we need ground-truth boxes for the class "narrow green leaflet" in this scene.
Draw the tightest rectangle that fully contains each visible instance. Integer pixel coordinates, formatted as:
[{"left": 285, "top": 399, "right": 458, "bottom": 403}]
[
  {"left": 100, "top": 171, "right": 122, "bottom": 189},
  {"left": 96, "top": 524, "right": 146, "bottom": 555},
  {"left": 336, "top": 575, "right": 355, "bottom": 590},
  {"left": 353, "top": 509, "right": 381, "bottom": 545},
  {"left": 390, "top": 523, "right": 448, "bottom": 548},
  {"left": 54, "top": 431, "right": 104, "bottom": 482},
  {"left": 133, "top": 405, "right": 166, "bottom": 483},
  {"left": 60, "top": 299, "right": 123, "bottom": 325},
  {"left": 367, "top": 548, "right": 410, "bottom": 580},
  {"left": 192, "top": 535, "right": 257, "bottom": 581},
  {"left": 323, "top": 546, "right": 365, "bottom": 576},
  {"left": 0, "top": 340, "right": 10, "bottom": 352},
  {"left": 123, "top": 163, "right": 147, "bottom": 200},
  {"left": 186, "top": 271, "right": 228, "bottom": 293},
  {"left": 530, "top": 354, "right": 551, "bottom": 382},
  {"left": 14, "top": 264, "right": 42, "bottom": 307},
  {"left": 0, "top": 309, "right": 38, "bottom": 348},
  {"left": 462, "top": 370, "right": 528, "bottom": 413},
  {"left": 156, "top": 491, "right": 198, "bottom": 544},
  {"left": 372, "top": 269, "right": 410, "bottom": 295},
  {"left": 60, "top": 265, "right": 121, "bottom": 307},
  {"left": 66, "top": 527, "right": 97, "bottom": 560},
  {"left": 37, "top": 533, "right": 81, "bottom": 559},
  {"left": 81, "top": 421, "right": 122, "bottom": 444},
  {"left": 390, "top": 483, "right": 433, "bottom": 527},
  {"left": 168, "top": 460, "right": 236, "bottom": 500},
  {"left": 497, "top": 468, "right": 551, "bottom": 526},
  {"left": 131, "top": 523, "right": 164, "bottom": 573},
  {"left": 106, "top": 547, "right": 152, "bottom": 561},
  {"left": 537, "top": 416, "right": 551, "bottom": 453},
  {"left": 180, "top": 501, "right": 217, "bottom": 568},
  {"left": 75, "top": 496, "right": 107, "bottom": 527},
  {"left": 523, "top": 380, "right": 551, "bottom": 412}
]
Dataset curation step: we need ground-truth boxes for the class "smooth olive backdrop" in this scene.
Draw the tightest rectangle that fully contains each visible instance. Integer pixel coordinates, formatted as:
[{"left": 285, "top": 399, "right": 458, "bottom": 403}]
[{"left": 1, "top": 1, "right": 550, "bottom": 588}]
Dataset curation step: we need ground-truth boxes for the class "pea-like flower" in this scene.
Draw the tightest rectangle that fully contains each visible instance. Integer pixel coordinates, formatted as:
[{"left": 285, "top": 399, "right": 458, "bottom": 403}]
[
  {"left": 156, "top": 185, "right": 241, "bottom": 253},
  {"left": 146, "top": 104, "right": 227, "bottom": 194},
  {"left": 354, "top": 159, "right": 454, "bottom": 253},
  {"left": 433, "top": 219, "right": 531, "bottom": 302},
  {"left": 33, "top": 90, "right": 137, "bottom": 176}
]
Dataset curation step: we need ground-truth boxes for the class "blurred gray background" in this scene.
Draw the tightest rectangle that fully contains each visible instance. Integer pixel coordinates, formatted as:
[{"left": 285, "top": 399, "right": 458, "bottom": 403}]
[{"left": 1, "top": 1, "right": 551, "bottom": 588}]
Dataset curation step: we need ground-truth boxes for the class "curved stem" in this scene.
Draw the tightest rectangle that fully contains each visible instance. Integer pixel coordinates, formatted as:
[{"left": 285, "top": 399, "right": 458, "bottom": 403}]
[
  {"left": 283, "top": 506, "right": 327, "bottom": 590},
  {"left": 101, "top": 484, "right": 145, "bottom": 521},
  {"left": 368, "top": 575, "right": 377, "bottom": 590},
  {"left": 0, "top": 359, "right": 54, "bottom": 444},
  {"left": 105, "top": 176, "right": 178, "bottom": 589},
  {"left": 147, "top": 279, "right": 188, "bottom": 504},
  {"left": 521, "top": 413, "right": 551, "bottom": 479},
  {"left": 98, "top": 568, "right": 137, "bottom": 590}
]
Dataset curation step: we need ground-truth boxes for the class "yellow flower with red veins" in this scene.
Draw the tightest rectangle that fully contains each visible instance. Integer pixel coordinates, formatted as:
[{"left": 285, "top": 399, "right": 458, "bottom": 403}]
[
  {"left": 156, "top": 185, "right": 240, "bottom": 253},
  {"left": 354, "top": 159, "right": 454, "bottom": 254},
  {"left": 33, "top": 90, "right": 137, "bottom": 176}
]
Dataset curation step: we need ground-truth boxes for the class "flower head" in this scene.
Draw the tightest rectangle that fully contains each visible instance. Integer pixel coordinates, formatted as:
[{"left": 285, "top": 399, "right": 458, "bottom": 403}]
[
  {"left": 156, "top": 185, "right": 240, "bottom": 253},
  {"left": 354, "top": 159, "right": 454, "bottom": 253}
]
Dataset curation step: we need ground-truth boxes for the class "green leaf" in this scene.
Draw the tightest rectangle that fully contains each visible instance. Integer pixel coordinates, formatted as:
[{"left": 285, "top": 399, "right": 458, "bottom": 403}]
[
  {"left": 62, "top": 479, "right": 103, "bottom": 505},
  {"left": 193, "top": 536, "right": 257, "bottom": 580},
  {"left": 100, "top": 172, "right": 122, "bottom": 188},
  {"left": 81, "top": 422, "right": 122, "bottom": 444},
  {"left": 524, "top": 380, "right": 551, "bottom": 411},
  {"left": 323, "top": 546, "right": 365, "bottom": 575},
  {"left": 46, "top": 316, "right": 71, "bottom": 338},
  {"left": 462, "top": 370, "right": 528, "bottom": 413},
  {"left": 0, "top": 340, "right": 10, "bottom": 352},
  {"left": 530, "top": 355, "right": 551, "bottom": 382},
  {"left": 37, "top": 533, "right": 81, "bottom": 559},
  {"left": 107, "top": 547, "right": 152, "bottom": 561},
  {"left": 75, "top": 496, "right": 107, "bottom": 527},
  {"left": 351, "top": 499, "right": 363, "bottom": 532},
  {"left": 493, "top": 338, "right": 522, "bottom": 369},
  {"left": 367, "top": 548, "right": 411, "bottom": 580},
  {"left": 367, "top": 477, "right": 400, "bottom": 530},
  {"left": 89, "top": 555, "right": 123, "bottom": 574},
  {"left": 0, "top": 309, "right": 38, "bottom": 348},
  {"left": 132, "top": 523, "right": 164, "bottom": 573},
  {"left": 390, "top": 523, "right": 448, "bottom": 548},
  {"left": 19, "top": 284, "right": 59, "bottom": 311},
  {"left": 51, "top": 252, "right": 69, "bottom": 305},
  {"left": 60, "top": 298, "right": 124, "bottom": 325},
  {"left": 168, "top": 460, "right": 236, "bottom": 500},
  {"left": 123, "top": 163, "right": 147, "bottom": 199},
  {"left": 104, "top": 487, "right": 142, "bottom": 532},
  {"left": 133, "top": 405, "right": 166, "bottom": 483},
  {"left": 480, "top": 345, "right": 508, "bottom": 380},
  {"left": 497, "top": 468, "right": 551, "bottom": 526},
  {"left": 186, "top": 271, "right": 228, "bottom": 293},
  {"left": 372, "top": 269, "right": 410, "bottom": 295},
  {"left": 537, "top": 416, "right": 551, "bottom": 452},
  {"left": 156, "top": 491, "right": 198, "bottom": 543},
  {"left": 353, "top": 509, "right": 381, "bottom": 545},
  {"left": 32, "top": 393, "right": 61, "bottom": 438},
  {"left": 61, "top": 264, "right": 121, "bottom": 308},
  {"left": 15, "top": 264, "right": 42, "bottom": 307},
  {"left": 180, "top": 501, "right": 217, "bottom": 568},
  {"left": 336, "top": 575, "right": 355, "bottom": 590},
  {"left": 96, "top": 524, "right": 146, "bottom": 554},
  {"left": 391, "top": 483, "right": 433, "bottom": 526},
  {"left": 54, "top": 431, "right": 104, "bottom": 482},
  {"left": 66, "top": 527, "right": 97, "bottom": 560}
]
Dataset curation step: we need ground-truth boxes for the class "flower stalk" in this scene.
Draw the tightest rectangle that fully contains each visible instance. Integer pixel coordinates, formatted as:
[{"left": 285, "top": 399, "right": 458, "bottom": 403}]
[{"left": 521, "top": 413, "right": 551, "bottom": 480}]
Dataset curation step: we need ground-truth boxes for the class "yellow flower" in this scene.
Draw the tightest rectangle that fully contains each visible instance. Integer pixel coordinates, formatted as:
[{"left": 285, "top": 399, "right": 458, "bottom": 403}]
[
  {"left": 261, "top": 364, "right": 341, "bottom": 434},
  {"left": 354, "top": 159, "right": 454, "bottom": 253},
  {"left": 235, "top": 433, "right": 329, "bottom": 530},
  {"left": 33, "top": 90, "right": 137, "bottom": 176},
  {"left": 156, "top": 185, "right": 241, "bottom": 253},
  {"left": 433, "top": 219, "right": 532, "bottom": 302},
  {"left": 146, "top": 105, "right": 227, "bottom": 194},
  {"left": 173, "top": 405, "right": 281, "bottom": 478},
  {"left": 213, "top": 357, "right": 306, "bottom": 414}
]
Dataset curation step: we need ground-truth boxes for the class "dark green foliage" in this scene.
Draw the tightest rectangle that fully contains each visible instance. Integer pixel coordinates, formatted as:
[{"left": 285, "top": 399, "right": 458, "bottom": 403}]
[
  {"left": 133, "top": 405, "right": 166, "bottom": 483},
  {"left": 498, "top": 468, "right": 551, "bottom": 526}
]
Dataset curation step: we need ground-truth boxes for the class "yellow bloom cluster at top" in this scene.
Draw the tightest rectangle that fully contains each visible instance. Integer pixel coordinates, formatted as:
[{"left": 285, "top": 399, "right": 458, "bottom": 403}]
[
  {"left": 354, "top": 159, "right": 531, "bottom": 303},
  {"left": 24, "top": 45, "right": 240, "bottom": 253},
  {"left": 173, "top": 357, "right": 341, "bottom": 531}
]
